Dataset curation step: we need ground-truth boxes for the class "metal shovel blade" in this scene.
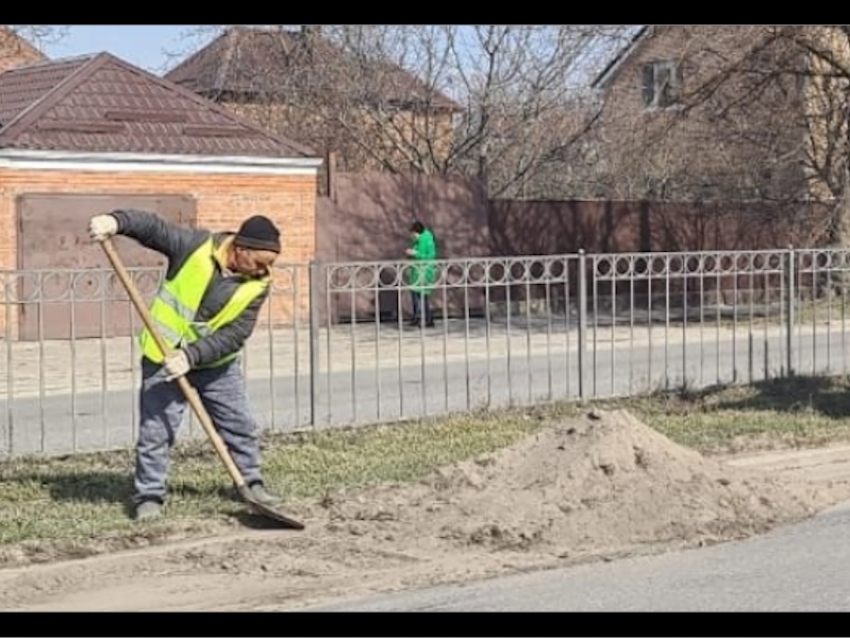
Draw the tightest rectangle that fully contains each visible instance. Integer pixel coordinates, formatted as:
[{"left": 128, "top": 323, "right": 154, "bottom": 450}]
[{"left": 237, "top": 484, "right": 305, "bottom": 529}]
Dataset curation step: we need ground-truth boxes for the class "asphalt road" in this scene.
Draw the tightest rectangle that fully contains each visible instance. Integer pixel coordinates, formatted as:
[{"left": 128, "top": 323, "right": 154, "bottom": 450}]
[
  {"left": 302, "top": 500, "right": 850, "bottom": 611},
  {"left": 0, "top": 330, "right": 845, "bottom": 457}
]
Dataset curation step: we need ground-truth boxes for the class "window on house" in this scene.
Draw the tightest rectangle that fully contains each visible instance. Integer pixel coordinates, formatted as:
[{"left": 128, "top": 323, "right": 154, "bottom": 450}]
[{"left": 641, "top": 60, "right": 683, "bottom": 109}]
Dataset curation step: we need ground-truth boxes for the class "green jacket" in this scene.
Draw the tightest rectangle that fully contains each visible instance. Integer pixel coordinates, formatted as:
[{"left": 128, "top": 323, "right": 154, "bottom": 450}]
[{"left": 406, "top": 228, "right": 437, "bottom": 295}]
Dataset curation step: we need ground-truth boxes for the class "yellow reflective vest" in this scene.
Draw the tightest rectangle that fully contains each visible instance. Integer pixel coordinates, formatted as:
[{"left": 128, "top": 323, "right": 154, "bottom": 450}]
[{"left": 140, "top": 237, "right": 269, "bottom": 367}]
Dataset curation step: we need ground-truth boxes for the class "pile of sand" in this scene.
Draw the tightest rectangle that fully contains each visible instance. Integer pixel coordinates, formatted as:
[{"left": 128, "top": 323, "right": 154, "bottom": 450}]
[{"left": 323, "top": 408, "right": 817, "bottom": 558}]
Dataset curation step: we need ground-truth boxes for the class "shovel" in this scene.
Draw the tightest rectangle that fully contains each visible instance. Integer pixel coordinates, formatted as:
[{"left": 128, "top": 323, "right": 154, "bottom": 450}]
[{"left": 99, "top": 237, "right": 305, "bottom": 530}]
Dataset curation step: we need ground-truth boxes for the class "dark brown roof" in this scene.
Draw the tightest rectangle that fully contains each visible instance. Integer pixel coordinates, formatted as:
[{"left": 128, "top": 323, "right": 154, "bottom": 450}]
[
  {"left": 0, "top": 51, "right": 317, "bottom": 157},
  {"left": 0, "top": 55, "right": 89, "bottom": 125},
  {"left": 165, "top": 27, "right": 462, "bottom": 113}
]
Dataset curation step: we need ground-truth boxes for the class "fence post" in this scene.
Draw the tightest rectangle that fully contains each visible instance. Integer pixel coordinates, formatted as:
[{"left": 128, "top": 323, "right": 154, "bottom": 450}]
[
  {"left": 785, "top": 245, "right": 795, "bottom": 378},
  {"left": 308, "top": 260, "right": 321, "bottom": 427},
  {"left": 578, "top": 249, "right": 588, "bottom": 400}
]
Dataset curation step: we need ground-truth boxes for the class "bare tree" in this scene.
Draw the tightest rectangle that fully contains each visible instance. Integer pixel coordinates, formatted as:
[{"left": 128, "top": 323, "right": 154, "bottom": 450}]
[
  {"left": 579, "top": 26, "right": 850, "bottom": 249},
  {"left": 165, "top": 25, "right": 632, "bottom": 197},
  {"left": 445, "top": 26, "right": 627, "bottom": 198},
  {"left": 581, "top": 27, "right": 811, "bottom": 201},
  {"left": 1, "top": 25, "right": 68, "bottom": 48},
  {"left": 773, "top": 26, "right": 850, "bottom": 245}
]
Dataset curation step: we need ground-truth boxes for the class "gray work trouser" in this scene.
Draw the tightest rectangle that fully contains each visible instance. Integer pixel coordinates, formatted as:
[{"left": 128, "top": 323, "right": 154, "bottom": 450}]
[{"left": 133, "top": 357, "right": 262, "bottom": 504}]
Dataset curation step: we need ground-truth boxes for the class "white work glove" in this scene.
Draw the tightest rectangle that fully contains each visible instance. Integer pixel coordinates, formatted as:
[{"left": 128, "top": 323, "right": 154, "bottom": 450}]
[
  {"left": 162, "top": 349, "right": 191, "bottom": 381},
  {"left": 88, "top": 214, "right": 118, "bottom": 242}
]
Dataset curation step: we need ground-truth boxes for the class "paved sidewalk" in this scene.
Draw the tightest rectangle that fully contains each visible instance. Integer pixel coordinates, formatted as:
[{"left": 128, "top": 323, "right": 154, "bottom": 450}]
[{"left": 0, "top": 313, "right": 839, "bottom": 400}]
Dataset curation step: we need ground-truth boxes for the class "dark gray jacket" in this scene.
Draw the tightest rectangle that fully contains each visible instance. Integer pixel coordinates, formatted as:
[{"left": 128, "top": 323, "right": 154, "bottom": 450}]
[{"left": 110, "top": 209, "right": 269, "bottom": 368}]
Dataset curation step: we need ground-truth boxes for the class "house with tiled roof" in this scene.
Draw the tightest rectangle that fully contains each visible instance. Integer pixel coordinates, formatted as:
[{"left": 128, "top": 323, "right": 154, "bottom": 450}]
[
  {"left": 165, "top": 26, "right": 463, "bottom": 176},
  {"left": 0, "top": 50, "right": 322, "bottom": 339}
]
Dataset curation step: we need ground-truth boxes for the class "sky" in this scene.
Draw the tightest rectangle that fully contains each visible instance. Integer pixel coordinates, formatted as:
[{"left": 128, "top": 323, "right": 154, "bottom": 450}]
[
  {"left": 31, "top": 24, "right": 631, "bottom": 95},
  {"left": 40, "top": 25, "right": 212, "bottom": 73},
  {"left": 37, "top": 25, "right": 630, "bottom": 78}
]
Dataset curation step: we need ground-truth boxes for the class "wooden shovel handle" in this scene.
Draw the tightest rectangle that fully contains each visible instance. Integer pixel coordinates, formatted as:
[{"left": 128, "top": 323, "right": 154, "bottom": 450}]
[{"left": 99, "top": 237, "right": 247, "bottom": 489}]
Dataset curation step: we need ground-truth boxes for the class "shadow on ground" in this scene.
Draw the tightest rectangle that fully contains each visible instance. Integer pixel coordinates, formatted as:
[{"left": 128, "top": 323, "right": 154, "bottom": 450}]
[{"left": 671, "top": 375, "right": 850, "bottom": 420}]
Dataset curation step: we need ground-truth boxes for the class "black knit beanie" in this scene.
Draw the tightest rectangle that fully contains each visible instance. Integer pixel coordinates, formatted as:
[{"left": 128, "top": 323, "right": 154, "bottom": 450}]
[{"left": 234, "top": 215, "right": 281, "bottom": 253}]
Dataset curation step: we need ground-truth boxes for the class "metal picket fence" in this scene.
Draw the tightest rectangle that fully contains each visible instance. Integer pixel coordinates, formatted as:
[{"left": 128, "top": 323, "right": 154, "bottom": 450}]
[{"left": 1, "top": 246, "right": 848, "bottom": 459}]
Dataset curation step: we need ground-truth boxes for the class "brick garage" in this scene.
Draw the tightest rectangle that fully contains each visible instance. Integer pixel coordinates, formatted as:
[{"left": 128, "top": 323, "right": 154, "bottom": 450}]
[{"left": 0, "top": 52, "right": 321, "bottom": 339}]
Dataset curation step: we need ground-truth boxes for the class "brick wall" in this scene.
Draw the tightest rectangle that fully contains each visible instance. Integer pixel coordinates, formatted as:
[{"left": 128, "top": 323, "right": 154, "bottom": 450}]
[
  {"left": 0, "top": 167, "right": 317, "bottom": 334},
  {"left": 594, "top": 26, "right": 809, "bottom": 200},
  {"left": 0, "top": 27, "right": 46, "bottom": 74}
]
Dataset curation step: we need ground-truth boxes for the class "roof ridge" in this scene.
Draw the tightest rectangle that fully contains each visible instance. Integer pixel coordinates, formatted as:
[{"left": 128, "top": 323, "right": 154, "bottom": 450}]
[
  {"left": 0, "top": 54, "right": 97, "bottom": 82},
  {"left": 2, "top": 53, "right": 96, "bottom": 73},
  {"left": 590, "top": 26, "right": 650, "bottom": 90},
  {"left": 215, "top": 28, "right": 238, "bottom": 94},
  {"left": 163, "top": 28, "right": 462, "bottom": 112},
  {"left": 164, "top": 30, "right": 228, "bottom": 84},
  {"left": 0, "top": 53, "right": 106, "bottom": 139},
  {"left": 100, "top": 52, "right": 317, "bottom": 157}
]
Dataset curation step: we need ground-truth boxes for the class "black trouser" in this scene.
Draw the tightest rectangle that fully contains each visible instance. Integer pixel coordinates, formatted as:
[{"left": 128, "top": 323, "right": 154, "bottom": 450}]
[{"left": 411, "top": 291, "right": 433, "bottom": 324}]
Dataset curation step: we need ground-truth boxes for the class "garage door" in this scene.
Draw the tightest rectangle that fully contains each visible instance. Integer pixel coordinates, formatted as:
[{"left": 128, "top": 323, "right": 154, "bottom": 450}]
[{"left": 16, "top": 194, "right": 197, "bottom": 340}]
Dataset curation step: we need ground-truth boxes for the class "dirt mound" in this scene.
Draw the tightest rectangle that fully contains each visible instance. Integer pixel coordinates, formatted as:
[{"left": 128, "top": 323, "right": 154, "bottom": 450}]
[{"left": 326, "top": 408, "right": 817, "bottom": 557}]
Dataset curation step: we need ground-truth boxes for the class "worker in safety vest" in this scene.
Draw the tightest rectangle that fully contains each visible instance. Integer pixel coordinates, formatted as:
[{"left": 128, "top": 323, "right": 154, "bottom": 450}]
[{"left": 89, "top": 210, "right": 283, "bottom": 521}]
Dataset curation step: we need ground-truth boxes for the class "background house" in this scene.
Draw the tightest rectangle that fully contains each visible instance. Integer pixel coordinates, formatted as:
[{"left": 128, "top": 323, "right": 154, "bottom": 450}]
[
  {"left": 164, "top": 26, "right": 463, "bottom": 189},
  {"left": 586, "top": 26, "right": 817, "bottom": 203},
  {"left": 0, "top": 51, "right": 321, "bottom": 339},
  {"left": 0, "top": 26, "right": 46, "bottom": 74}
]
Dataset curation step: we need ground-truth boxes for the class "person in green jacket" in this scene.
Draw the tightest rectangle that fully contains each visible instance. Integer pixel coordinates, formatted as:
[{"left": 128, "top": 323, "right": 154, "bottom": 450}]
[{"left": 404, "top": 220, "right": 437, "bottom": 327}]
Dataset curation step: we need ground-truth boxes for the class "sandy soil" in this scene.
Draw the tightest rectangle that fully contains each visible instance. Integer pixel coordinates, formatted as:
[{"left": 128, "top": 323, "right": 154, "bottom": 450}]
[{"left": 2, "top": 408, "right": 850, "bottom": 612}]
